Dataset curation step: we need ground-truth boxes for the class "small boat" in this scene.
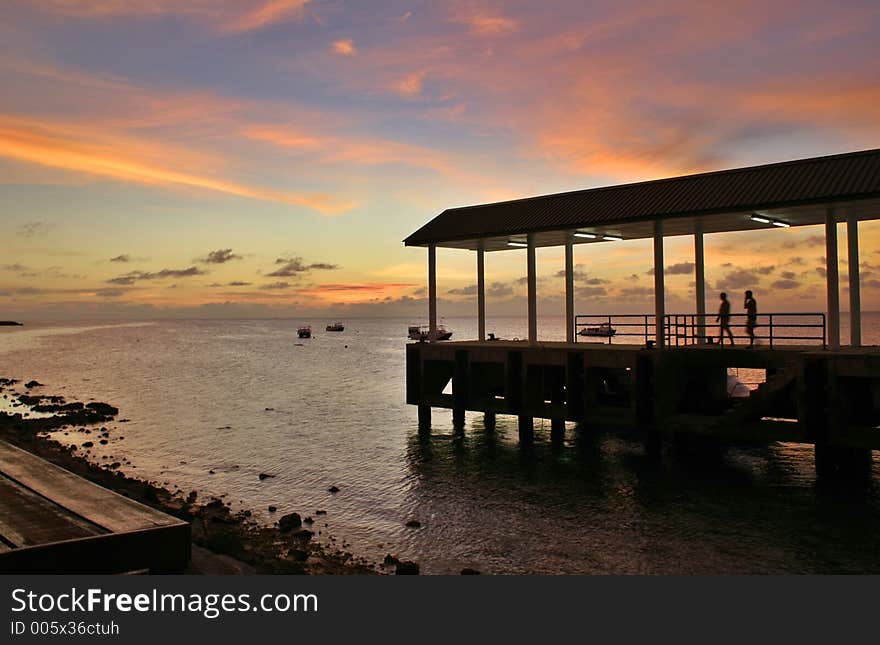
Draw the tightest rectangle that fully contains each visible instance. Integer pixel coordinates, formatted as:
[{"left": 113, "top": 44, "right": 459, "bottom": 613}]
[
  {"left": 579, "top": 322, "right": 616, "bottom": 337},
  {"left": 407, "top": 324, "right": 452, "bottom": 341},
  {"left": 325, "top": 322, "right": 345, "bottom": 332},
  {"left": 297, "top": 325, "right": 312, "bottom": 339}
]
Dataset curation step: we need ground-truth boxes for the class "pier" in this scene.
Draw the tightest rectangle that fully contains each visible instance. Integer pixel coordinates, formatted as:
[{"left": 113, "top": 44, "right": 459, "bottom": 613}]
[
  {"left": 404, "top": 148, "right": 880, "bottom": 476},
  {"left": 0, "top": 441, "right": 190, "bottom": 573}
]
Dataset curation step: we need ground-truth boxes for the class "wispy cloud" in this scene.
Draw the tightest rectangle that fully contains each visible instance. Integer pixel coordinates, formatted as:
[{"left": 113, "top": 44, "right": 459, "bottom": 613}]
[
  {"left": 107, "top": 267, "right": 206, "bottom": 285},
  {"left": 198, "top": 248, "right": 243, "bottom": 264},
  {"left": 0, "top": 115, "right": 351, "bottom": 213}
]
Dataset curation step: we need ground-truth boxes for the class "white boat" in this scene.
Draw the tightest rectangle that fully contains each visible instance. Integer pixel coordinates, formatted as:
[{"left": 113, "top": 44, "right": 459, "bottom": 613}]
[
  {"left": 297, "top": 325, "right": 311, "bottom": 339},
  {"left": 325, "top": 322, "right": 345, "bottom": 332},
  {"left": 408, "top": 324, "right": 452, "bottom": 341},
  {"left": 579, "top": 322, "right": 616, "bottom": 337}
]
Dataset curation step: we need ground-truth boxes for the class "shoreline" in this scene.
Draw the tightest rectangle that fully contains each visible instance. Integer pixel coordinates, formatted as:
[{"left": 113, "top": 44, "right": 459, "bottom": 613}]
[{"left": 0, "top": 377, "right": 417, "bottom": 575}]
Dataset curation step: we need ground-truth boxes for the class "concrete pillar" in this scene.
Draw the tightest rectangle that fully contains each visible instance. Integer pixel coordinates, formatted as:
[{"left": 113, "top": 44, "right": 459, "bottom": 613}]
[
  {"left": 484, "top": 411, "right": 496, "bottom": 430},
  {"left": 565, "top": 233, "right": 575, "bottom": 343},
  {"left": 653, "top": 219, "right": 665, "bottom": 348},
  {"left": 418, "top": 405, "right": 431, "bottom": 431},
  {"left": 694, "top": 223, "right": 706, "bottom": 343},
  {"left": 477, "top": 244, "right": 486, "bottom": 341},
  {"left": 527, "top": 233, "right": 537, "bottom": 344},
  {"left": 518, "top": 415, "right": 534, "bottom": 443},
  {"left": 847, "top": 213, "right": 861, "bottom": 347},
  {"left": 428, "top": 245, "right": 437, "bottom": 342},
  {"left": 452, "top": 408, "right": 465, "bottom": 428},
  {"left": 825, "top": 209, "right": 840, "bottom": 350}
]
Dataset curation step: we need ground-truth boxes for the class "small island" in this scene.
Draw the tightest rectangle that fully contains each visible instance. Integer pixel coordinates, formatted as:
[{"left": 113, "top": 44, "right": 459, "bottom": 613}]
[{"left": 0, "top": 321, "right": 23, "bottom": 326}]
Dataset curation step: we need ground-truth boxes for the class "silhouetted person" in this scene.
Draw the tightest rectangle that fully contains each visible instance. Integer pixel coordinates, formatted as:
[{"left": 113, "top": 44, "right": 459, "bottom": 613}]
[
  {"left": 744, "top": 290, "right": 757, "bottom": 347},
  {"left": 716, "top": 292, "right": 734, "bottom": 345}
]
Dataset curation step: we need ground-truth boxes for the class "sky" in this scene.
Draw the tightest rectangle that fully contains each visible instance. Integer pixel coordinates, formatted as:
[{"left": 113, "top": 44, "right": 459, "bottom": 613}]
[{"left": 2, "top": 0, "right": 880, "bottom": 321}]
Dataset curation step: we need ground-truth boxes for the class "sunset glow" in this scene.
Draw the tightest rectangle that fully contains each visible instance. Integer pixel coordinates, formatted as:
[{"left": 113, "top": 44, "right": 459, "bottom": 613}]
[{"left": 2, "top": 0, "right": 880, "bottom": 320}]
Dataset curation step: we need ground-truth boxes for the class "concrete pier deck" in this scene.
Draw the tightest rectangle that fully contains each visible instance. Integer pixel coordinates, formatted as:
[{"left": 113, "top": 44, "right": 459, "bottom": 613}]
[
  {"left": 0, "top": 441, "right": 190, "bottom": 573},
  {"left": 407, "top": 340, "right": 880, "bottom": 475}
]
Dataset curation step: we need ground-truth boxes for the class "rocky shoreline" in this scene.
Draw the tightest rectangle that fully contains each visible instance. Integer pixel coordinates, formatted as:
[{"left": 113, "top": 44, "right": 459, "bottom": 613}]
[{"left": 0, "top": 377, "right": 419, "bottom": 575}]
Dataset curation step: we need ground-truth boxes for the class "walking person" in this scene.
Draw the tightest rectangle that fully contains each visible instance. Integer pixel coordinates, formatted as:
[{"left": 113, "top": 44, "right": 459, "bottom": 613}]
[
  {"left": 744, "top": 290, "right": 758, "bottom": 348},
  {"left": 716, "top": 292, "right": 734, "bottom": 345}
]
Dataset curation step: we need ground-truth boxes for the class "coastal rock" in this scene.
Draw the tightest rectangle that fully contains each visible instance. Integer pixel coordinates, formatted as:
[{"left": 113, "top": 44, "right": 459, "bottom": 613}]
[
  {"left": 86, "top": 402, "right": 119, "bottom": 416},
  {"left": 328, "top": 485, "right": 340, "bottom": 493},
  {"left": 315, "top": 509, "right": 327, "bottom": 515},
  {"left": 395, "top": 560, "right": 420, "bottom": 575},
  {"left": 460, "top": 568, "right": 481, "bottom": 575},
  {"left": 288, "top": 548, "right": 309, "bottom": 562},
  {"left": 267, "top": 505, "right": 277, "bottom": 513},
  {"left": 383, "top": 554, "right": 399, "bottom": 566},
  {"left": 405, "top": 519, "right": 421, "bottom": 528},
  {"left": 258, "top": 472, "right": 275, "bottom": 480},
  {"left": 292, "top": 529, "right": 313, "bottom": 541},
  {"left": 24, "top": 380, "right": 43, "bottom": 389},
  {"left": 278, "top": 512, "right": 302, "bottom": 532},
  {"left": 99, "top": 439, "right": 108, "bottom": 445},
  {"left": 303, "top": 516, "right": 314, "bottom": 525},
  {"left": 81, "top": 441, "right": 94, "bottom": 448}
]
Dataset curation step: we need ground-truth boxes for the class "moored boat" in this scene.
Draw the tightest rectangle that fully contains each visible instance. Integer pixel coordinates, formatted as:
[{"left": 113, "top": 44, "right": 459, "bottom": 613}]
[
  {"left": 407, "top": 324, "right": 452, "bottom": 341},
  {"left": 326, "top": 322, "right": 345, "bottom": 332},
  {"left": 297, "top": 325, "right": 312, "bottom": 338},
  {"left": 579, "top": 322, "right": 616, "bottom": 337}
]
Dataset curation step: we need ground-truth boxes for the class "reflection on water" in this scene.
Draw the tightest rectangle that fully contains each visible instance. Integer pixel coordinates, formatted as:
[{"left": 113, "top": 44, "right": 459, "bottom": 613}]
[{"left": 1, "top": 317, "right": 879, "bottom": 573}]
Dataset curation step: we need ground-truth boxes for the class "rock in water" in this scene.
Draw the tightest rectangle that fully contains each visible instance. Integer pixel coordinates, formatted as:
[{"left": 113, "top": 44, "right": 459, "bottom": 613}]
[
  {"left": 278, "top": 512, "right": 302, "bottom": 532},
  {"left": 461, "top": 568, "right": 481, "bottom": 575},
  {"left": 395, "top": 561, "right": 420, "bottom": 575},
  {"left": 258, "top": 472, "right": 275, "bottom": 480},
  {"left": 267, "top": 505, "right": 277, "bottom": 513},
  {"left": 24, "top": 380, "right": 43, "bottom": 388},
  {"left": 328, "top": 485, "right": 340, "bottom": 493},
  {"left": 405, "top": 519, "right": 421, "bottom": 528}
]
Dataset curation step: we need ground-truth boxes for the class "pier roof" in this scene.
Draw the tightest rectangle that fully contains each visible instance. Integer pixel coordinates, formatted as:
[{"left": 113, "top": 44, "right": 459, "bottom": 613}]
[{"left": 404, "top": 148, "right": 880, "bottom": 250}]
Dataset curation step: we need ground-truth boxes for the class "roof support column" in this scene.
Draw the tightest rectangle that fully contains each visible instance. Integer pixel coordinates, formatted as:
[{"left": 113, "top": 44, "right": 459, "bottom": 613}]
[
  {"left": 847, "top": 212, "right": 860, "bottom": 347},
  {"left": 654, "top": 219, "right": 665, "bottom": 348},
  {"left": 694, "top": 222, "right": 706, "bottom": 343},
  {"left": 527, "top": 233, "right": 537, "bottom": 344},
  {"left": 477, "top": 243, "right": 486, "bottom": 342},
  {"left": 825, "top": 208, "right": 840, "bottom": 350},
  {"left": 428, "top": 244, "right": 437, "bottom": 343},
  {"left": 565, "top": 233, "right": 575, "bottom": 343}
]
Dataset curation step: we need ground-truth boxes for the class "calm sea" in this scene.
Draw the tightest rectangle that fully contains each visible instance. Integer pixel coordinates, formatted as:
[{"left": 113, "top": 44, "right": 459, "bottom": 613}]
[{"left": 1, "top": 314, "right": 879, "bottom": 574}]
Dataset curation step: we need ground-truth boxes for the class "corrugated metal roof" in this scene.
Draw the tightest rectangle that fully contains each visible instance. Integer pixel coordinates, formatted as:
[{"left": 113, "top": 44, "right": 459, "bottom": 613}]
[{"left": 404, "top": 148, "right": 880, "bottom": 246}]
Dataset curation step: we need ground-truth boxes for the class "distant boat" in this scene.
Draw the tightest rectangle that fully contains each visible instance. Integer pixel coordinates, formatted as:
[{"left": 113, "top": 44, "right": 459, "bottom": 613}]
[
  {"left": 579, "top": 322, "right": 616, "bottom": 337},
  {"left": 0, "top": 321, "right": 23, "bottom": 326},
  {"left": 297, "top": 325, "right": 312, "bottom": 339},
  {"left": 325, "top": 322, "right": 345, "bottom": 332},
  {"left": 408, "top": 324, "right": 452, "bottom": 341}
]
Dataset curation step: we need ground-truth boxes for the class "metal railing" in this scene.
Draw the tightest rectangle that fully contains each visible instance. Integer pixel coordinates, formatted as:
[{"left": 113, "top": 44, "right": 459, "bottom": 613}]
[
  {"left": 666, "top": 312, "right": 826, "bottom": 348},
  {"left": 575, "top": 313, "right": 826, "bottom": 348}
]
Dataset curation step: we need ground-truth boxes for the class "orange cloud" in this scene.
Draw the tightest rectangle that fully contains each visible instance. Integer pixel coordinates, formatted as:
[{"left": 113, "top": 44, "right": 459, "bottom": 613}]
[
  {"left": 0, "top": 115, "right": 352, "bottom": 214},
  {"left": 19, "top": 0, "right": 312, "bottom": 33},
  {"left": 451, "top": 9, "right": 518, "bottom": 36},
  {"left": 296, "top": 282, "right": 419, "bottom": 303},
  {"left": 331, "top": 39, "right": 357, "bottom": 56},
  {"left": 222, "top": 0, "right": 312, "bottom": 34},
  {"left": 394, "top": 70, "right": 427, "bottom": 96}
]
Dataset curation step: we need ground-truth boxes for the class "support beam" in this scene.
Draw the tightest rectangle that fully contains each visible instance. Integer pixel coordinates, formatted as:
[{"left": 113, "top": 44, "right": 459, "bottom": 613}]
[
  {"left": 825, "top": 209, "right": 840, "bottom": 350},
  {"left": 694, "top": 223, "right": 706, "bottom": 343},
  {"left": 653, "top": 219, "right": 665, "bottom": 348},
  {"left": 527, "top": 232, "right": 537, "bottom": 344},
  {"left": 477, "top": 244, "right": 486, "bottom": 341},
  {"left": 847, "top": 213, "right": 861, "bottom": 348},
  {"left": 428, "top": 245, "right": 437, "bottom": 342},
  {"left": 565, "top": 233, "right": 575, "bottom": 343}
]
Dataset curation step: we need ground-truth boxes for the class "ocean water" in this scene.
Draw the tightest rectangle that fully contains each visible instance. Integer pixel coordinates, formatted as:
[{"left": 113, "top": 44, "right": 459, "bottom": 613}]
[{"left": 1, "top": 315, "right": 879, "bottom": 574}]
